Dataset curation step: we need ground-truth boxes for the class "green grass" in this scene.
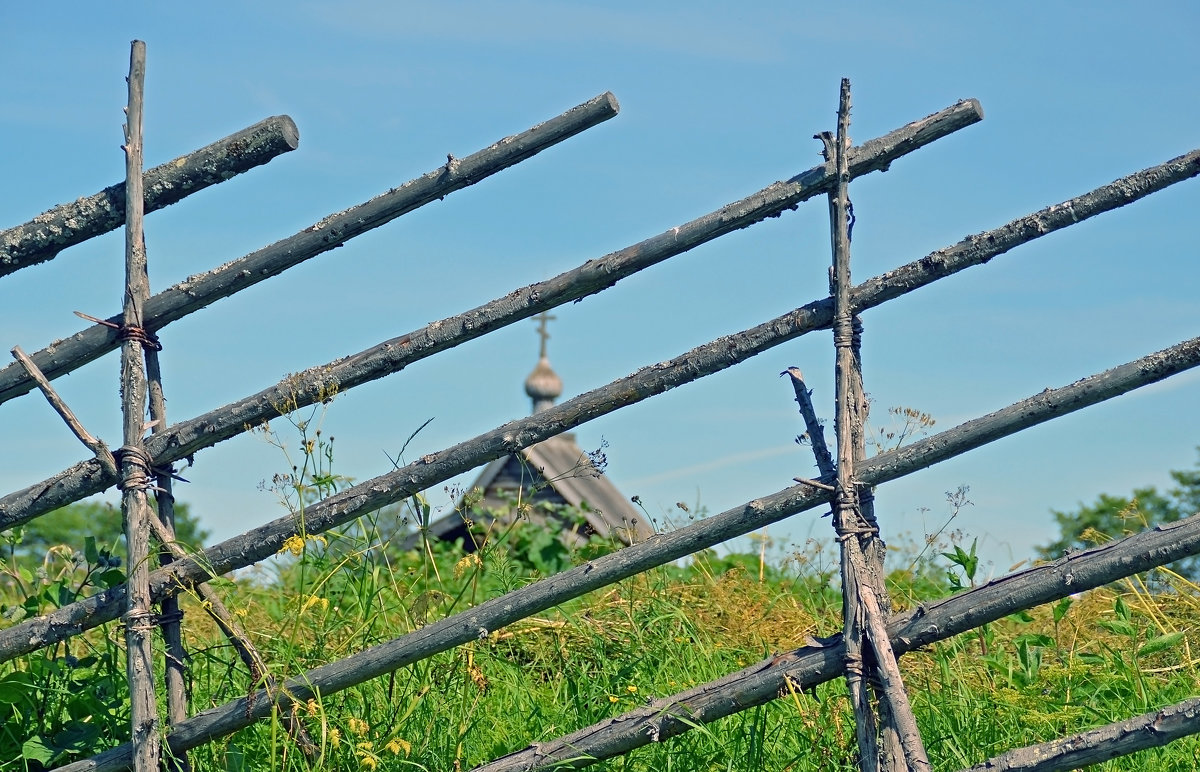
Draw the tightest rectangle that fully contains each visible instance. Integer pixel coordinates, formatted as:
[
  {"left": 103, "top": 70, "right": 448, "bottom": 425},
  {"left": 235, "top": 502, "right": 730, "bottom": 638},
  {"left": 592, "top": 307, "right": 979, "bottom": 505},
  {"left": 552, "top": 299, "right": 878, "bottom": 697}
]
[
  {"left": 3, "top": 510, "right": 1200, "bottom": 771},
  {"left": 2, "top": 413, "right": 1198, "bottom": 771}
]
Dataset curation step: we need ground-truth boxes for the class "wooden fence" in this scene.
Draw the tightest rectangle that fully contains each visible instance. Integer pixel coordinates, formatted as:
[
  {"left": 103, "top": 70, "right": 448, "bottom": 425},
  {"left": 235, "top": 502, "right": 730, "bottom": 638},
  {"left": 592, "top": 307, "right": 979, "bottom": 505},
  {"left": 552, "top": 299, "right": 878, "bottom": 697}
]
[{"left": 4, "top": 43, "right": 1200, "bottom": 771}]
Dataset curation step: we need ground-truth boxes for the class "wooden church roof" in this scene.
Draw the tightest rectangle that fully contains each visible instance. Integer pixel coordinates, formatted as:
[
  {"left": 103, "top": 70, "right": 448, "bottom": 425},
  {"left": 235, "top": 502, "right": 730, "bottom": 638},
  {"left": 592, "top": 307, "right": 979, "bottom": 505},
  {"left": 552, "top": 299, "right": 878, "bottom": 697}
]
[{"left": 405, "top": 313, "right": 653, "bottom": 551}]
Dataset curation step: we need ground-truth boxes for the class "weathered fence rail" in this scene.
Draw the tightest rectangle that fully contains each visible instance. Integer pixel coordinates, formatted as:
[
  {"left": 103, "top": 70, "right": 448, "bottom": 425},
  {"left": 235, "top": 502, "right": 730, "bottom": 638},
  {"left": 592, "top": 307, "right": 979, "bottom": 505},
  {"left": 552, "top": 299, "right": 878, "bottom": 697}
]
[
  {"left": 3, "top": 54, "right": 1199, "bottom": 771},
  {"left": 6, "top": 137, "right": 1197, "bottom": 531},
  {"left": 470, "top": 512, "right": 1200, "bottom": 772},
  {"left": 0, "top": 115, "right": 299, "bottom": 277},
  {"left": 4, "top": 329, "right": 1199, "bottom": 668},
  {"left": 0, "top": 91, "right": 620, "bottom": 406},
  {"left": 53, "top": 499, "right": 1200, "bottom": 771}
]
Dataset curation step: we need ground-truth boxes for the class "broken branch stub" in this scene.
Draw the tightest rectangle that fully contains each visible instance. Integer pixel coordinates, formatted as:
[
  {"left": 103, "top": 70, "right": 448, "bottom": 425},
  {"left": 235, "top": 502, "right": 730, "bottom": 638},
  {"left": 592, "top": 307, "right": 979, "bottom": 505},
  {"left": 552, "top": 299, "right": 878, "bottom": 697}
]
[{"left": 0, "top": 115, "right": 300, "bottom": 278}]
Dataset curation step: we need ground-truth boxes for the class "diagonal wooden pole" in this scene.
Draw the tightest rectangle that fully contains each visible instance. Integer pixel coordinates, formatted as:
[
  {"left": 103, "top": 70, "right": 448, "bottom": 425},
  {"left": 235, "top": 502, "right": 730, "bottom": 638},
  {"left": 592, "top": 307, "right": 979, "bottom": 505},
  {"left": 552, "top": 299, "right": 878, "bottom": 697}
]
[
  {"left": 0, "top": 115, "right": 299, "bottom": 278},
  {"left": 5, "top": 329, "right": 1200, "bottom": 667},
  {"left": 465, "top": 513, "right": 1200, "bottom": 772},
  {"left": 0, "top": 91, "right": 625, "bottom": 407},
  {"left": 825, "top": 79, "right": 929, "bottom": 772},
  {"left": 118, "top": 40, "right": 162, "bottom": 772}
]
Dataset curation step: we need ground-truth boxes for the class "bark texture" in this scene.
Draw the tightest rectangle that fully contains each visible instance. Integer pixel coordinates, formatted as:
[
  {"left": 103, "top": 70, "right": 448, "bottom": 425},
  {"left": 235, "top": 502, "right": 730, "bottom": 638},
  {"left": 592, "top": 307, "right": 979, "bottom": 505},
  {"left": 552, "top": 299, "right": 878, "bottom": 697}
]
[
  {"left": 117, "top": 40, "right": 161, "bottom": 772},
  {"left": 465, "top": 516, "right": 1200, "bottom": 772},
  {"left": 958, "top": 697, "right": 1200, "bottom": 772},
  {"left": 0, "top": 115, "right": 298, "bottom": 277}
]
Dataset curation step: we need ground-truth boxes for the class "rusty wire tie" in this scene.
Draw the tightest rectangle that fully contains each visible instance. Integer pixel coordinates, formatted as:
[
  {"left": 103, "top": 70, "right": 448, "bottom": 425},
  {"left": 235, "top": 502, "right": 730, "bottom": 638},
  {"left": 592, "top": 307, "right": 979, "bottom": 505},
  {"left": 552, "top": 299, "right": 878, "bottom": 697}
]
[{"left": 74, "top": 310, "right": 162, "bottom": 351}]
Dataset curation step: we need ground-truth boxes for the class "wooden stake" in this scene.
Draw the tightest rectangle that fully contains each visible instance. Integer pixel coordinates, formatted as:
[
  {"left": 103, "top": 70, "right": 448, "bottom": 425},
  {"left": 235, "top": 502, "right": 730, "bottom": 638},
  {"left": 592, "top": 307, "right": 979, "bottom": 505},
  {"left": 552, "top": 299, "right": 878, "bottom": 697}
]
[
  {"left": 143, "top": 320, "right": 189, "bottom": 772},
  {"left": 824, "top": 79, "right": 929, "bottom": 771},
  {"left": 118, "top": 39, "right": 162, "bottom": 772},
  {"left": 0, "top": 91, "right": 625, "bottom": 407},
  {"left": 463, "top": 514, "right": 1200, "bottom": 772}
]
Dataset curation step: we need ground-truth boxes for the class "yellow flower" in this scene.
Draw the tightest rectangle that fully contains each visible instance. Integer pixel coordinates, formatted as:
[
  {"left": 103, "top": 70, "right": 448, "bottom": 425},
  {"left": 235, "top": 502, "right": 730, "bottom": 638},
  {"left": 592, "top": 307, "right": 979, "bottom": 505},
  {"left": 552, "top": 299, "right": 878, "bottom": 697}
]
[
  {"left": 281, "top": 535, "right": 305, "bottom": 556},
  {"left": 608, "top": 695, "right": 619, "bottom": 703},
  {"left": 386, "top": 738, "right": 411, "bottom": 756},
  {"left": 305, "top": 699, "right": 319, "bottom": 716},
  {"left": 347, "top": 717, "right": 370, "bottom": 736},
  {"left": 233, "top": 607, "right": 248, "bottom": 618},
  {"left": 301, "top": 594, "right": 330, "bottom": 615},
  {"left": 454, "top": 553, "right": 483, "bottom": 579},
  {"left": 356, "top": 742, "right": 378, "bottom": 770},
  {"left": 329, "top": 728, "right": 341, "bottom": 748},
  {"left": 626, "top": 685, "right": 638, "bottom": 694}
]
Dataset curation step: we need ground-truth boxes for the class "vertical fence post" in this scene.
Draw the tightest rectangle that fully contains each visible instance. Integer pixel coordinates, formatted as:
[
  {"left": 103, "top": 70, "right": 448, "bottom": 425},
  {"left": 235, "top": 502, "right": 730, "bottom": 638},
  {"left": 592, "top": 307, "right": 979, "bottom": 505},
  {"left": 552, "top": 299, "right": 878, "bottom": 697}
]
[
  {"left": 825, "top": 78, "right": 930, "bottom": 772},
  {"left": 118, "top": 39, "right": 163, "bottom": 772},
  {"left": 146, "top": 345, "right": 189, "bottom": 771}
]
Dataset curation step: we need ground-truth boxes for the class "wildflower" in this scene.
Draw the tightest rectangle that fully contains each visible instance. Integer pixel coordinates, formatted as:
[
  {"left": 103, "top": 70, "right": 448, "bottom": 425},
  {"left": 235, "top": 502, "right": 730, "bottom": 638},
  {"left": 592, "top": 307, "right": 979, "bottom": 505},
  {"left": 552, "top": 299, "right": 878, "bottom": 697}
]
[
  {"left": 281, "top": 535, "right": 305, "bottom": 556},
  {"left": 301, "top": 594, "right": 330, "bottom": 615},
  {"left": 356, "top": 742, "right": 377, "bottom": 768},
  {"left": 608, "top": 695, "right": 619, "bottom": 703},
  {"left": 386, "top": 738, "right": 411, "bottom": 756},
  {"left": 329, "top": 728, "right": 341, "bottom": 748},
  {"left": 233, "top": 607, "right": 248, "bottom": 618},
  {"left": 454, "top": 553, "right": 483, "bottom": 579},
  {"left": 347, "top": 717, "right": 370, "bottom": 736},
  {"left": 626, "top": 685, "right": 638, "bottom": 694},
  {"left": 306, "top": 699, "right": 319, "bottom": 716}
]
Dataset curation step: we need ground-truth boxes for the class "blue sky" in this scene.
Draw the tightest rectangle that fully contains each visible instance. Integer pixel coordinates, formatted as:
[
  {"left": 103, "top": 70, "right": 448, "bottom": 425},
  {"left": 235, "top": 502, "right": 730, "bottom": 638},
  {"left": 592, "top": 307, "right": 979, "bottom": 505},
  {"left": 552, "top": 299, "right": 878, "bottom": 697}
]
[{"left": 1, "top": 2, "right": 1198, "bottom": 576}]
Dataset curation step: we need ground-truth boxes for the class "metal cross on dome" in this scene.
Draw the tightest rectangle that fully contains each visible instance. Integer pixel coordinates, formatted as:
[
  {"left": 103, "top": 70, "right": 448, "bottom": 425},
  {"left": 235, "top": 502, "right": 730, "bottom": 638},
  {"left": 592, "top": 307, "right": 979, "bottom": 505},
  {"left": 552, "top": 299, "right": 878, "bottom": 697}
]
[{"left": 533, "top": 311, "right": 556, "bottom": 358}]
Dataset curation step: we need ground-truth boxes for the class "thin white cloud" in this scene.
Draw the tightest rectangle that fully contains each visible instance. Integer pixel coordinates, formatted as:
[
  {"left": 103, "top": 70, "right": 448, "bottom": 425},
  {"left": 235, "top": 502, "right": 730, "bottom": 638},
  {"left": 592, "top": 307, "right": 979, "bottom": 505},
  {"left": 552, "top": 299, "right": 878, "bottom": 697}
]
[{"left": 625, "top": 443, "right": 798, "bottom": 487}]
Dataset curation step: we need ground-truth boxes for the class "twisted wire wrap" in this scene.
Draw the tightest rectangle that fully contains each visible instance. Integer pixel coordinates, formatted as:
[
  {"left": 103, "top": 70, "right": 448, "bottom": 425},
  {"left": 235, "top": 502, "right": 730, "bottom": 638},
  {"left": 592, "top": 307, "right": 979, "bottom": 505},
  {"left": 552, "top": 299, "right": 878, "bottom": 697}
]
[{"left": 116, "top": 445, "right": 154, "bottom": 491}]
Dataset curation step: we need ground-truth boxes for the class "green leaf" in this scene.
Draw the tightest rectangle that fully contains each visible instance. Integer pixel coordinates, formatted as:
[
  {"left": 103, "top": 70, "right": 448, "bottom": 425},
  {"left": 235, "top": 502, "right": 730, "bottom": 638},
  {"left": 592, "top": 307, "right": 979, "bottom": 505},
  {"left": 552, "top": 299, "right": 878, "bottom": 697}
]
[
  {"left": 56, "top": 582, "right": 77, "bottom": 607},
  {"left": 1016, "top": 634, "right": 1054, "bottom": 647},
  {"left": 22, "top": 735, "right": 56, "bottom": 764},
  {"left": 83, "top": 536, "right": 99, "bottom": 565},
  {"left": 1114, "top": 596, "right": 1130, "bottom": 620},
  {"left": 1138, "top": 631, "right": 1185, "bottom": 658},
  {"left": 97, "top": 568, "right": 127, "bottom": 589},
  {"left": 1053, "top": 596, "right": 1073, "bottom": 623},
  {"left": 0, "top": 672, "right": 34, "bottom": 705}
]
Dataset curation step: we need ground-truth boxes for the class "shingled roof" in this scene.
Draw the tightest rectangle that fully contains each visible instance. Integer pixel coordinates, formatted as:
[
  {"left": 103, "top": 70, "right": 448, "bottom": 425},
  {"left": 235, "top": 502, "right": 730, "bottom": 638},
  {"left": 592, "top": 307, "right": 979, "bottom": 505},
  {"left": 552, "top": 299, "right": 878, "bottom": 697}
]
[{"left": 405, "top": 313, "right": 653, "bottom": 551}]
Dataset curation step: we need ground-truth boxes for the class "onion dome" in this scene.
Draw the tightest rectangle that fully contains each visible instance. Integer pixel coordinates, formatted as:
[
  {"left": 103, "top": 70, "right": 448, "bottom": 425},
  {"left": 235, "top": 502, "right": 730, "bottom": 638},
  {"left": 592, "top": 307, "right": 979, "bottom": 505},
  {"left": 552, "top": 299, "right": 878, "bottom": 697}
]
[{"left": 525, "top": 356, "right": 562, "bottom": 414}]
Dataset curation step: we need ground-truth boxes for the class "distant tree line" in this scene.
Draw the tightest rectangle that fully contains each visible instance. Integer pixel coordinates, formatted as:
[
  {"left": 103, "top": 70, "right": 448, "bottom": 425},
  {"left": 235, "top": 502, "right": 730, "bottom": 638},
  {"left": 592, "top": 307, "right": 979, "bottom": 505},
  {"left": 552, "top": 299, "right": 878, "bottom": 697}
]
[{"left": 1037, "top": 448, "right": 1200, "bottom": 578}]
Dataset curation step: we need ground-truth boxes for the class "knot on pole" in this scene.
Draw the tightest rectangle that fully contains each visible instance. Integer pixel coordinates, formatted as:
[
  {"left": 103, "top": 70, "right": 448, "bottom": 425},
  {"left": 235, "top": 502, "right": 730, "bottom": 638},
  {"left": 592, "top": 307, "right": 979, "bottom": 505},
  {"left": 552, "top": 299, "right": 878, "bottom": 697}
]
[
  {"left": 116, "top": 445, "right": 155, "bottom": 491},
  {"left": 122, "top": 607, "right": 157, "bottom": 633},
  {"left": 833, "top": 495, "right": 877, "bottom": 542}
]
